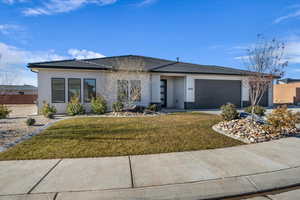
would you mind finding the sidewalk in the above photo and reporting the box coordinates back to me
[0,137,300,200]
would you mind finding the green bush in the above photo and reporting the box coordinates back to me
[0,104,11,119]
[41,101,56,119]
[266,106,297,134]
[112,101,124,112]
[147,104,159,112]
[67,96,85,116]
[221,103,239,121]
[244,105,266,116]
[26,118,36,126]
[91,96,107,114]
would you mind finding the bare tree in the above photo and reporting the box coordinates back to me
[0,53,18,95]
[104,57,146,110]
[244,35,288,116]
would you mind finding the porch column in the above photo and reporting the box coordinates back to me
[268,81,274,107]
[184,75,195,109]
[150,74,161,104]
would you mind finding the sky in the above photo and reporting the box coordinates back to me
[0,0,300,86]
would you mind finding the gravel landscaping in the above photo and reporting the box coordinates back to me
[0,116,56,152]
[214,118,299,143]
[0,104,57,152]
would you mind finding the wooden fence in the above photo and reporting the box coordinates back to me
[0,95,37,104]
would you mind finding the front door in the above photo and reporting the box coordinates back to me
[160,79,167,107]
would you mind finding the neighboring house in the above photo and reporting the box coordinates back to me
[274,78,300,105]
[0,85,37,104]
[28,55,274,113]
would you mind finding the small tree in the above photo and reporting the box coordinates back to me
[104,57,145,110]
[244,35,287,116]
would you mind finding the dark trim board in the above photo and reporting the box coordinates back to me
[160,79,167,108]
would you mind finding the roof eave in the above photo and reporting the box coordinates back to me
[150,70,251,76]
[27,65,111,71]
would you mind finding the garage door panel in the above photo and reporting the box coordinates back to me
[195,79,241,109]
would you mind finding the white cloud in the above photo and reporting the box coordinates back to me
[2,0,28,4]
[274,9,300,24]
[136,0,157,7]
[0,42,67,85]
[0,42,105,85]
[233,36,300,64]
[68,48,105,59]
[0,24,21,35]
[23,0,117,16]
[284,41,300,64]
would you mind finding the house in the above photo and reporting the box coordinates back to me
[0,85,37,104]
[274,78,300,105]
[28,55,274,113]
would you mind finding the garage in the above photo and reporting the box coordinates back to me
[195,79,242,109]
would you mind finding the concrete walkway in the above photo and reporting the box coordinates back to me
[0,137,300,200]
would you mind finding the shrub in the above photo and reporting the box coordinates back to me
[0,104,11,119]
[41,101,56,119]
[147,104,159,112]
[221,103,239,121]
[112,101,124,112]
[266,106,297,134]
[294,112,300,123]
[26,118,36,126]
[91,96,107,114]
[67,96,85,116]
[244,105,266,116]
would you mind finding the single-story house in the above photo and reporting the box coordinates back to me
[28,55,274,113]
[274,78,300,105]
[0,85,37,104]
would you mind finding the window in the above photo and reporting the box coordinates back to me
[51,78,65,103]
[117,80,141,102]
[117,80,129,102]
[68,78,81,102]
[130,80,141,102]
[84,79,96,103]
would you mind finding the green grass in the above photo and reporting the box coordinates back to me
[0,113,243,160]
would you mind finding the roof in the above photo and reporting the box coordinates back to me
[0,85,37,91]
[277,78,300,84]
[28,55,254,76]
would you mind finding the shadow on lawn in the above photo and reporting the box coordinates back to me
[44,126,158,136]
[34,134,140,141]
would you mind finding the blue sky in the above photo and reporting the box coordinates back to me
[0,0,300,85]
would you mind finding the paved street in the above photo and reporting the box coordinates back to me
[0,137,300,199]
[245,189,300,200]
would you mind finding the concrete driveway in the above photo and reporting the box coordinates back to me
[0,137,300,200]
[6,104,37,117]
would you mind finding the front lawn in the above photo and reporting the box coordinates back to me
[0,113,243,160]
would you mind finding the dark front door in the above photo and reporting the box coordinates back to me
[160,79,167,107]
[194,79,242,109]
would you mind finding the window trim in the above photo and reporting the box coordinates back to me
[68,78,81,102]
[51,78,65,103]
[83,78,96,103]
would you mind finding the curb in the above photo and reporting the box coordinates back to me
[37,166,300,200]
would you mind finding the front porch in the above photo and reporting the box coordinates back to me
[160,76,185,109]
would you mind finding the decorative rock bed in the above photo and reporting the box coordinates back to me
[214,118,298,143]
